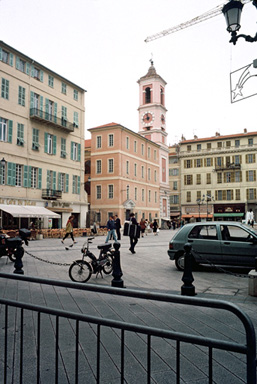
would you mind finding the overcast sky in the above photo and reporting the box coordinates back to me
[1,0,257,145]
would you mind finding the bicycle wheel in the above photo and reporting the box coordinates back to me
[69,260,92,283]
[103,256,113,275]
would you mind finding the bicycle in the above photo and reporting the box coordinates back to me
[68,237,114,283]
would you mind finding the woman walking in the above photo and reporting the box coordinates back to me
[152,219,159,236]
[61,215,76,248]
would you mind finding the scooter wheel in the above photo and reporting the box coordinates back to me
[69,260,92,283]
[8,253,16,262]
[102,256,113,275]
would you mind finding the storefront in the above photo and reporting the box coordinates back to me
[213,203,245,221]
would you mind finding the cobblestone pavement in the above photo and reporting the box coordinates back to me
[0,229,256,383]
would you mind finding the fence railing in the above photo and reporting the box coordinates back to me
[0,273,256,383]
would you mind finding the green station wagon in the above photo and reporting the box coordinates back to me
[168,221,257,271]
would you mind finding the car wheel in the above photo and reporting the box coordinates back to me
[175,254,185,271]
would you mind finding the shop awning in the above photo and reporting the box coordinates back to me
[170,212,180,217]
[0,204,60,218]
[213,213,244,217]
[182,214,213,219]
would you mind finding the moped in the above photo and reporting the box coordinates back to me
[0,228,30,262]
[69,237,114,283]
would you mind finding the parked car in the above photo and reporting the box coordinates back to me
[168,221,257,271]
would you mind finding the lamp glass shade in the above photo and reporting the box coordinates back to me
[222,0,244,33]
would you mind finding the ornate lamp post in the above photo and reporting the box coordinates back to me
[222,0,257,45]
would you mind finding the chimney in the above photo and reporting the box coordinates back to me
[194,135,198,139]
[215,132,220,136]
[244,128,247,133]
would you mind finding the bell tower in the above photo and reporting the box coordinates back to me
[137,60,168,147]
[137,60,170,225]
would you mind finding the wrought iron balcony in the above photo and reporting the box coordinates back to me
[214,163,241,172]
[42,189,62,200]
[30,108,74,132]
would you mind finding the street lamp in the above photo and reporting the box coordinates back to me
[1,157,7,167]
[222,0,257,45]
[196,198,204,221]
[205,194,215,221]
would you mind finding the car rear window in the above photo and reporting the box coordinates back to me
[188,225,218,240]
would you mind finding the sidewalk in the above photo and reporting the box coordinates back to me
[0,229,256,383]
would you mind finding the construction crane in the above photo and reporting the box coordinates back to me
[144,0,251,43]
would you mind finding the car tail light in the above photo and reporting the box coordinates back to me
[169,242,174,250]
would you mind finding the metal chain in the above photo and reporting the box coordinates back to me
[191,248,255,279]
[24,250,72,266]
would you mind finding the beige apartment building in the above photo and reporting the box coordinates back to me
[178,130,257,222]
[0,41,87,229]
[169,145,180,222]
[87,123,160,226]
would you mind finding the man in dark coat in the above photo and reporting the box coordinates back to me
[129,212,138,254]
[115,214,121,240]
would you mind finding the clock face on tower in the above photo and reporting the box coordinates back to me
[142,112,154,125]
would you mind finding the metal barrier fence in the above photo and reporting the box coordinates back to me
[0,273,256,383]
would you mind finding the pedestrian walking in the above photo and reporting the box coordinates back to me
[152,219,159,235]
[139,218,146,237]
[129,213,139,254]
[61,215,77,248]
[105,216,118,243]
[115,214,121,240]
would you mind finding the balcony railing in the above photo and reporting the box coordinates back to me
[30,108,74,132]
[42,189,62,200]
[214,163,241,171]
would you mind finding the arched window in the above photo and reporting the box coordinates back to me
[160,87,164,105]
[145,87,151,104]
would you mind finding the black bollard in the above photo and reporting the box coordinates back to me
[181,243,196,296]
[13,243,24,275]
[111,242,124,288]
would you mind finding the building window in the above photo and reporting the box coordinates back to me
[61,106,67,127]
[48,75,54,87]
[134,163,137,176]
[135,187,137,201]
[17,123,24,146]
[16,164,22,186]
[17,58,26,72]
[235,171,242,182]
[32,67,40,80]
[217,173,222,183]
[141,144,144,155]
[141,166,144,178]
[108,185,114,199]
[184,175,193,185]
[96,185,101,199]
[227,190,233,200]
[1,49,13,66]
[235,139,240,148]
[31,167,38,189]
[155,191,157,203]
[0,161,6,185]
[206,173,211,184]
[185,160,192,168]
[217,142,222,149]
[108,134,114,147]
[207,143,211,150]
[61,82,67,94]
[148,168,151,181]
[148,147,150,158]
[235,189,240,200]
[32,128,39,150]
[248,138,253,146]
[74,89,78,100]
[171,168,179,176]
[246,154,255,164]
[1,78,9,99]
[247,188,256,200]
[148,190,151,202]
[234,155,241,165]
[126,161,129,175]
[154,170,157,182]
[126,185,129,200]
[186,191,191,202]
[247,170,256,182]
[216,157,223,167]
[108,159,114,173]
[72,175,80,194]
[196,174,201,185]
[226,141,231,148]
[45,133,56,155]
[206,158,212,167]
[61,138,67,158]
[142,188,145,202]
[0,119,8,142]
[197,144,201,151]
[71,142,80,161]
[225,172,232,183]
[145,87,151,103]
[96,136,102,149]
[173,181,177,190]
[96,160,102,174]
[187,145,191,152]
[170,195,179,204]
[134,140,137,152]
[126,137,129,150]
[195,159,202,168]
[18,86,25,106]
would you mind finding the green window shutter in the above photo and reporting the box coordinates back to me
[30,91,34,111]
[53,171,56,190]
[28,166,32,188]
[45,99,49,119]
[31,65,34,77]
[71,142,74,160]
[47,170,50,189]
[58,172,61,190]
[7,163,13,185]
[16,56,20,70]
[65,174,69,193]
[54,103,57,123]
[44,133,48,153]
[26,62,30,75]
[40,70,44,82]
[8,120,13,143]
[40,96,43,118]
[23,165,28,187]
[38,168,42,189]
[9,53,13,66]
[72,175,75,194]
[78,143,81,161]
[77,176,80,194]
[53,135,57,155]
